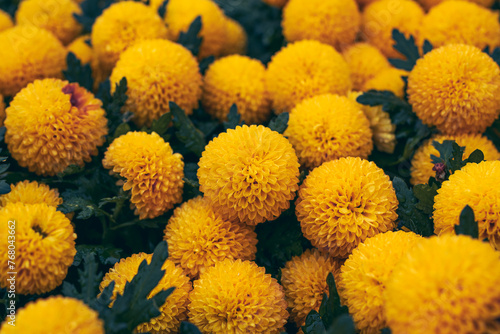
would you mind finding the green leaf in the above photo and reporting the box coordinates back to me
[57,164,85,178]
[356,90,410,115]
[157,0,168,18]
[60,194,100,220]
[318,273,348,329]
[455,205,479,239]
[170,102,206,157]
[74,244,122,266]
[223,104,243,130]
[149,112,173,138]
[180,322,203,334]
[199,55,215,75]
[112,123,131,140]
[63,253,103,305]
[484,46,500,67]
[99,78,129,137]
[381,328,392,334]
[431,140,465,174]
[63,52,94,91]
[413,182,439,215]
[326,314,356,334]
[302,310,327,334]
[464,149,485,165]
[74,0,113,34]
[178,16,203,57]
[389,29,420,71]
[268,112,289,134]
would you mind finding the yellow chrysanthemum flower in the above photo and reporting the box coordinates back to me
[262,0,288,7]
[282,0,360,50]
[0,296,104,334]
[296,157,398,258]
[0,203,76,295]
[188,259,289,334]
[281,249,343,328]
[362,0,425,58]
[5,79,108,176]
[91,1,168,73]
[221,18,247,56]
[0,180,62,208]
[433,161,500,249]
[202,55,271,124]
[0,26,66,97]
[103,131,184,220]
[384,235,500,334]
[110,39,202,127]
[339,231,422,334]
[408,44,500,135]
[266,40,352,113]
[284,94,373,169]
[163,196,258,279]
[417,0,494,10]
[198,125,300,225]
[410,134,500,185]
[362,68,408,99]
[0,9,13,32]
[67,35,93,65]
[100,253,192,333]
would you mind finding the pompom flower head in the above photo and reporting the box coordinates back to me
[188,259,289,334]
[296,157,398,258]
[0,9,13,32]
[384,235,500,334]
[67,35,93,65]
[266,40,352,113]
[284,94,373,169]
[103,131,184,220]
[110,39,202,127]
[221,18,247,56]
[0,203,76,295]
[0,180,62,208]
[198,125,300,225]
[163,196,258,279]
[362,68,408,99]
[5,79,108,176]
[100,253,192,333]
[417,0,494,10]
[408,44,500,135]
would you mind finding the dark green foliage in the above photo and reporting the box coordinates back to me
[0,0,19,16]
[268,112,289,134]
[170,102,206,157]
[455,205,479,239]
[62,253,103,305]
[157,0,168,18]
[74,0,114,34]
[73,245,122,266]
[431,140,484,181]
[223,104,243,130]
[484,46,500,67]
[97,78,130,138]
[178,16,203,57]
[0,145,10,195]
[413,181,439,215]
[199,56,215,75]
[180,321,203,334]
[147,112,172,140]
[389,29,433,71]
[63,52,94,92]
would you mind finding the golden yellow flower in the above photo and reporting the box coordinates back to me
[221,18,247,56]
[262,0,288,7]
[103,131,184,220]
[0,26,66,97]
[384,235,500,334]
[198,125,300,225]
[188,259,289,334]
[0,180,62,208]
[408,44,500,135]
[284,94,373,169]
[417,0,494,10]
[5,79,108,176]
[202,55,271,124]
[110,39,202,127]
[0,203,76,295]
[91,1,168,73]
[0,9,13,32]
[0,296,104,334]
[100,253,192,333]
[67,35,93,65]
[296,157,398,258]
[266,40,352,113]
[362,68,408,99]
[433,161,500,250]
[362,0,425,58]
[339,231,422,334]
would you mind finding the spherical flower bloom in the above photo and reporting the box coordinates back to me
[296,157,398,258]
[103,131,184,219]
[282,0,360,50]
[362,68,408,99]
[221,18,247,56]
[266,40,352,113]
[198,125,300,225]
[418,0,494,10]
[188,259,289,333]
[0,203,76,294]
[16,0,82,45]
[0,9,13,32]
[0,180,62,208]
[202,55,271,124]
[91,1,168,73]
[384,235,500,334]
[408,44,500,135]
[263,0,288,7]
[163,196,258,278]
[410,134,500,185]
[281,249,343,328]
[100,253,192,333]
[362,0,425,58]
[5,79,108,176]
[284,94,373,169]
[110,39,202,127]
[0,296,104,334]
[340,231,422,334]
[0,26,66,97]
[433,161,500,249]
[67,35,93,65]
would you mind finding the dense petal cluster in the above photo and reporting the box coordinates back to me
[198,125,300,225]
[362,68,408,99]
[296,157,398,258]
[221,18,248,56]
[0,180,62,208]
[0,9,13,32]
[103,131,184,219]
[188,259,289,334]
[417,0,494,9]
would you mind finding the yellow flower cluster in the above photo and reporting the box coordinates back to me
[0,9,13,32]
[0,180,63,208]
[417,0,494,10]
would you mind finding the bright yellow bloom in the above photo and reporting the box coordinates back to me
[0,26,66,97]
[362,68,408,99]
[417,0,494,10]
[408,44,500,135]
[198,125,300,225]
[163,196,258,279]
[266,40,352,113]
[284,94,373,169]
[202,55,271,124]
[0,203,76,295]
[296,157,398,258]
[67,35,93,65]
[262,0,288,7]
[0,296,104,334]
[110,39,202,127]
[188,259,289,334]
[340,231,422,334]
[100,253,192,333]
[221,18,247,56]
[0,9,13,32]
[410,134,500,185]
[433,161,500,250]
[0,180,62,208]
[384,235,500,334]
